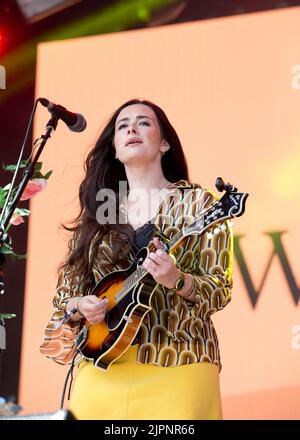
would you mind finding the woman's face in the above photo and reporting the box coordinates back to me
[113,104,169,165]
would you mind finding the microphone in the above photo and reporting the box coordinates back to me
[39,97,87,132]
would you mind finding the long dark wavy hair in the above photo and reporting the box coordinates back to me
[59,98,190,288]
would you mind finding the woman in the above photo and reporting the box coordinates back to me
[40,98,233,420]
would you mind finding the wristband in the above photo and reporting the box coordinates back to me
[182,275,195,300]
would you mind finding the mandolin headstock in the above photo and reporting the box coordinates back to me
[183,177,249,237]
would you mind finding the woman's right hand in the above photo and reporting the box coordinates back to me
[77,295,109,324]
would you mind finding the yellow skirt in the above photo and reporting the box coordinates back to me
[68,345,223,420]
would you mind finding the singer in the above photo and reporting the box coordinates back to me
[40,99,233,420]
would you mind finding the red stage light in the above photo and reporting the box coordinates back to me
[0,31,7,51]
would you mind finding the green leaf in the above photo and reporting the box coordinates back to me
[31,171,44,179]
[3,183,12,191]
[43,170,53,180]
[0,242,14,254]
[14,253,27,260]
[0,239,27,260]
[0,313,16,320]
[2,160,28,172]
[13,207,30,216]
[0,187,6,208]
[33,162,43,173]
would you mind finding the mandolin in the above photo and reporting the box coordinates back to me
[75,178,248,370]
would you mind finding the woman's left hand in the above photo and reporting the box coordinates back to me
[142,236,180,289]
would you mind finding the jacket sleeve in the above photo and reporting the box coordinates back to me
[179,188,234,322]
[39,265,87,365]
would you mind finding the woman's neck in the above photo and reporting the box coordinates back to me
[125,163,170,195]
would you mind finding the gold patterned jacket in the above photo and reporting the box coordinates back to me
[40,180,233,370]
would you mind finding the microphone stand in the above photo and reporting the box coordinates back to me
[0,116,59,352]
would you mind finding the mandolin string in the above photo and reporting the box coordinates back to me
[120,191,232,301]
[122,198,227,297]
[116,210,210,302]
[121,208,219,300]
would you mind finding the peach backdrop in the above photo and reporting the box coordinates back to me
[19,7,300,418]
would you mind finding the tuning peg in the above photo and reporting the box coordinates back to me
[213,227,220,235]
[207,231,213,239]
[215,177,238,193]
[221,223,227,231]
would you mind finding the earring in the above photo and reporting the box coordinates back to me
[162,145,170,155]
[162,147,170,155]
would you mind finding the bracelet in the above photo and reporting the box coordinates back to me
[182,275,195,300]
[76,296,85,318]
